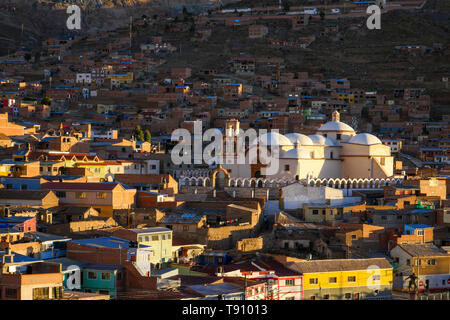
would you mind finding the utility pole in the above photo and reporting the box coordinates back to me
[244,274,247,300]
[129,16,133,55]
[416,255,420,300]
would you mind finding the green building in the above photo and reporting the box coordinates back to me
[81,264,124,298]
[130,227,173,269]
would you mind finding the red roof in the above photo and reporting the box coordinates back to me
[41,182,122,191]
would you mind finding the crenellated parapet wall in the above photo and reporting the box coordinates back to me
[179,175,403,190]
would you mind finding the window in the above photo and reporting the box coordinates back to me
[96,192,106,199]
[381,216,387,220]
[183,225,189,231]
[56,191,66,198]
[152,235,159,241]
[88,271,97,280]
[348,276,356,282]
[417,230,424,236]
[101,272,111,280]
[427,259,435,265]
[344,293,352,299]
[284,165,290,172]
[322,210,326,215]
[6,184,12,189]
[76,192,87,199]
[406,259,410,266]
[5,288,17,298]
[380,157,385,165]
[286,296,295,300]
[21,185,27,190]
[99,290,109,295]
[312,210,319,215]
[329,277,337,284]
[336,134,341,140]
[372,275,380,281]
[351,235,357,239]
[330,151,333,159]
[117,272,122,281]
[323,294,330,300]
[53,287,62,299]
[33,287,49,300]
[285,279,295,286]
[310,278,318,285]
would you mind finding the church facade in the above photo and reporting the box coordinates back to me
[222,111,394,180]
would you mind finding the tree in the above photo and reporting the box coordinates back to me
[133,125,145,141]
[41,97,52,105]
[24,53,31,62]
[144,129,151,143]
[320,11,325,20]
[282,0,291,12]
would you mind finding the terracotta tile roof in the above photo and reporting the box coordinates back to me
[397,244,448,257]
[291,258,392,274]
[41,182,121,191]
[0,189,54,200]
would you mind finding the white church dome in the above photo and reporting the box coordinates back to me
[250,132,292,147]
[281,148,311,159]
[317,121,355,133]
[284,133,314,146]
[308,134,335,146]
[347,133,382,145]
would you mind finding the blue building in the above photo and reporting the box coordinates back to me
[198,251,234,266]
[0,177,44,191]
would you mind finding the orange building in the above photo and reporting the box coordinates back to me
[0,113,25,136]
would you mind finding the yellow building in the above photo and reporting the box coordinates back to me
[390,243,450,292]
[337,93,355,104]
[290,258,393,300]
[106,72,133,88]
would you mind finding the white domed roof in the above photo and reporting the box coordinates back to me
[250,132,292,147]
[347,133,382,145]
[317,121,355,133]
[308,134,335,146]
[284,133,314,146]
[281,148,311,159]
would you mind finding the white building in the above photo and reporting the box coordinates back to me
[281,183,361,210]
[76,73,92,84]
[223,111,394,180]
